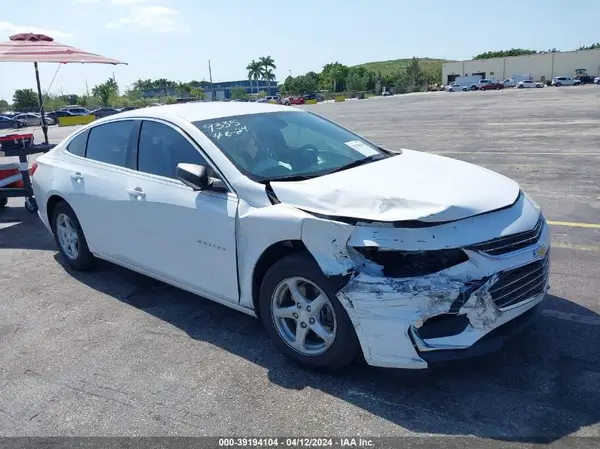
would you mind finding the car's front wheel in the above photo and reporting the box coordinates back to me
[259,252,360,371]
[51,201,96,270]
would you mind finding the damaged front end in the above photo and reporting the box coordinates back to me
[305,203,551,369]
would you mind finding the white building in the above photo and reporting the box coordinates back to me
[442,48,600,84]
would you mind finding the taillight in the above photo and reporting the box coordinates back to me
[30,162,38,177]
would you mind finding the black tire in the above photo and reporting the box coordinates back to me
[51,201,96,271]
[518,84,524,88]
[0,197,7,208]
[555,82,561,87]
[258,252,360,372]
[470,85,477,91]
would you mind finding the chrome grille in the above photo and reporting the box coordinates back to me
[468,216,544,256]
[489,255,550,309]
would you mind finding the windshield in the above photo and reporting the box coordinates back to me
[193,111,386,182]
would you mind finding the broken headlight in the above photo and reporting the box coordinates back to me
[354,247,469,278]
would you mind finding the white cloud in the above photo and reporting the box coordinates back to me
[0,22,72,39]
[106,6,183,33]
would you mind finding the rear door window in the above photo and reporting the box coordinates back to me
[65,131,89,157]
[86,120,135,167]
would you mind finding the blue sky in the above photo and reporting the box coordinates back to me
[0,0,598,100]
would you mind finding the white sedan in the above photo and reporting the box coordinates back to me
[13,113,56,126]
[516,80,545,88]
[445,83,469,92]
[31,103,550,371]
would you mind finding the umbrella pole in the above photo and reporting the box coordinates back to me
[34,62,49,144]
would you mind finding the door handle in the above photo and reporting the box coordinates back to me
[127,187,146,198]
[70,172,83,181]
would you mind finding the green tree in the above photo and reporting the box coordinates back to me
[246,60,263,94]
[405,57,424,88]
[230,87,248,100]
[0,99,9,112]
[132,78,154,90]
[346,71,365,91]
[259,55,277,91]
[91,77,119,105]
[281,71,321,95]
[346,66,374,92]
[175,82,205,99]
[12,88,39,111]
[393,71,409,94]
[263,68,276,92]
[43,95,68,111]
[189,87,205,99]
[321,62,349,92]
[473,49,537,59]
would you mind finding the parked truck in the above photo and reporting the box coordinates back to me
[451,75,483,90]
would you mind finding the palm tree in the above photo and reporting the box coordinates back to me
[259,56,276,92]
[246,60,263,94]
[263,68,276,93]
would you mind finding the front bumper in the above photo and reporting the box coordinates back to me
[415,302,542,364]
[335,219,551,369]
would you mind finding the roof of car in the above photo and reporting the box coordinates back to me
[115,101,298,123]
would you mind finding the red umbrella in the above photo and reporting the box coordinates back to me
[0,33,127,143]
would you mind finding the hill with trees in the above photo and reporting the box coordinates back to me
[352,57,448,78]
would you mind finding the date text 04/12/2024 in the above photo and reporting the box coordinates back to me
[218,438,375,447]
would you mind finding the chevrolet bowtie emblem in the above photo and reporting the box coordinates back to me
[534,246,547,259]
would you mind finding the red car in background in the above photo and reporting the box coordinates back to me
[283,96,305,105]
[479,81,504,91]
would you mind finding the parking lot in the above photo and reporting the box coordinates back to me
[1,86,599,444]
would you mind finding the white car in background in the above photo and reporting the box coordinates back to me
[551,76,581,86]
[516,80,545,89]
[31,102,550,372]
[594,76,600,84]
[445,83,469,92]
[13,113,56,126]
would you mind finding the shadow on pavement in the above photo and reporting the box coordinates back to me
[54,254,600,444]
[0,205,56,251]
[3,206,598,442]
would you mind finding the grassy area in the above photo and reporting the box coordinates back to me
[352,57,450,77]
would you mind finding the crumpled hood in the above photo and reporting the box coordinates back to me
[270,149,520,223]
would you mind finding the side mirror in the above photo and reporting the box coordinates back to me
[176,163,212,190]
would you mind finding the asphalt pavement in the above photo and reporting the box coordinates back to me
[1,86,599,445]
